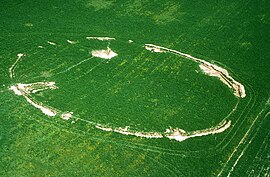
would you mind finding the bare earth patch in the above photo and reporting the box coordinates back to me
[92,47,118,59]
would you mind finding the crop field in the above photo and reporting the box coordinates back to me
[0,0,269,176]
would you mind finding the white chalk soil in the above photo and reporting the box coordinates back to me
[92,47,118,59]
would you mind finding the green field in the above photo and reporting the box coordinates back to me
[1,1,269,176]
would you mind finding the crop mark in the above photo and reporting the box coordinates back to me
[94,120,231,142]
[47,41,56,45]
[86,36,115,41]
[9,53,25,79]
[9,82,58,117]
[145,44,246,98]
[7,36,247,143]
[67,39,78,44]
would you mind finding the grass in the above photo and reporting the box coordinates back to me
[0,0,269,176]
